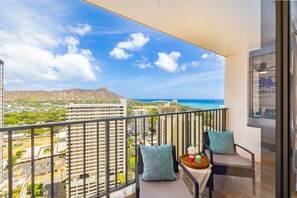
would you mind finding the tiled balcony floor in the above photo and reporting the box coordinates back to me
[127,163,278,198]
[200,162,275,198]
[201,175,260,198]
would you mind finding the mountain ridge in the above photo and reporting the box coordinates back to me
[4,87,124,101]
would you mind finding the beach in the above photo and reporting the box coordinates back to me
[135,99,224,110]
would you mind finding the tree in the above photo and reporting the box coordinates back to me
[127,148,135,157]
[27,183,43,197]
[149,108,158,115]
[61,149,67,156]
[4,108,67,129]
[15,150,23,158]
[127,138,133,147]
[13,186,22,198]
[54,137,61,143]
[10,155,18,166]
[129,157,136,170]
[43,148,50,154]
[116,174,126,184]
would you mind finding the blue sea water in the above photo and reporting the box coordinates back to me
[134,99,224,110]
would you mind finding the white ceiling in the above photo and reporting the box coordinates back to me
[84,0,261,57]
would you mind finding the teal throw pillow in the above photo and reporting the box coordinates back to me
[208,130,235,154]
[140,144,177,181]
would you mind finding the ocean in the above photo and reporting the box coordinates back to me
[135,99,224,110]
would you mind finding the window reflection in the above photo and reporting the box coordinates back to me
[249,47,276,122]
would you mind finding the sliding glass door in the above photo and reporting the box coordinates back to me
[290,1,297,197]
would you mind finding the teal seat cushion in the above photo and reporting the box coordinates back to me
[208,130,235,154]
[140,144,177,181]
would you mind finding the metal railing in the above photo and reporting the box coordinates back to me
[0,108,227,198]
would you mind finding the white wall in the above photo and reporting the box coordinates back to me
[225,52,261,162]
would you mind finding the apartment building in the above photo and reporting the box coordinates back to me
[159,113,204,156]
[0,60,3,186]
[131,109,149,135]
[157,103,180,114]
[66,99,127,198]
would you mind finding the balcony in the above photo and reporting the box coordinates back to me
[0,108,249,198]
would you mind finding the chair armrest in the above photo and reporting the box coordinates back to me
[234,144,255,166]
[203,142,213,164]
[234,144,254,156]
[177,161,199,198]
[203,142,213,152]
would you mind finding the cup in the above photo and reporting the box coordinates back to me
[195,155,201,163]
[188,155,195,163]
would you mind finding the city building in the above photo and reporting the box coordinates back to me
[0,60,3,187]
[56,131,67,142]
[159,113,205,156]
[131,109,149,135]
[66,99,127,198]
[158,104,182,153]
[172,99,178,104]
[15,176,27,198]
[157,103,180,114]
[0,176,27,198]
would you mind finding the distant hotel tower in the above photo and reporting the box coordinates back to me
[66,99,127,198]
[131,109,149,135]
[0,60,3,186]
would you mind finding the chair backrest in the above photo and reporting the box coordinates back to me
[203,131,236,151]
[202,132,210,148]
[137,145,178,174]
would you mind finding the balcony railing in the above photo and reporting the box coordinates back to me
[0,108,227,198]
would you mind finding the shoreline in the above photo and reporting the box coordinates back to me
[134,99,224,110]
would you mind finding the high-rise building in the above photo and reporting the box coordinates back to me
[131,109,149,135]
[66,99,127,198]
[158,105,203,155]
[159,114,202,156]
[131,109,149,145]
[0,60,3,186]
[158,104,180,151]
[157,103,180,114]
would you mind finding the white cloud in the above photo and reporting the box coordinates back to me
[4,78,24,85]
[180,64,187,71]
[154,51,181,73]
[109,48,133,60]
[80,49,93,60]
[110,33,149,59]
[200,53,225,67]
[1,44,58,81]
[191,61,199,67]
[177,61,199,72]
[53,53,97,81]
[135,56,152,69]
[201,53,225,62]
[216,54,225,62]
[117,33,149,51]
[0,0,98,87]
[64,36,79,53]
[67,23,92,36]
[201,53,210,59]
[0,43,97,82]
[23,32,60,48]
[95,66,101,71]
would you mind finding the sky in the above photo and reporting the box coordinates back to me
[0,0,224,99]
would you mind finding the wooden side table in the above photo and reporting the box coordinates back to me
[181,154,210,169]
[180,154,212,195]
